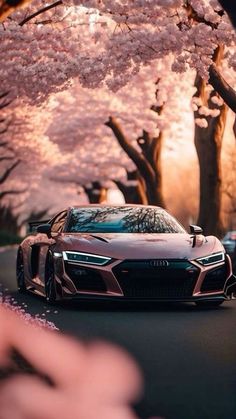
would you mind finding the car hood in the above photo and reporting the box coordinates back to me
[55,233,221,260]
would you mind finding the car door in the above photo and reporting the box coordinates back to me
[29,210,68,290]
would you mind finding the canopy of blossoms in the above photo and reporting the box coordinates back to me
[0,0,235,225]
[1,61,199,211]
[0,0,235,103]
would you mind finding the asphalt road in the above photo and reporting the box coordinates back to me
[0,248,236,419]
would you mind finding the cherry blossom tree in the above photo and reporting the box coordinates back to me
[0,0,235,234]
[105,108,165,207]
[104,77,166,207]
[0,92,27,235]
[0,93,21,200]
[42,64,194,209]
[1,0,234,33]
[2,53,233,232]
[0,1,235,105]
[0,92,68,231]
[192,46,228,236]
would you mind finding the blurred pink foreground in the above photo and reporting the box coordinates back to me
[0,304,143,419]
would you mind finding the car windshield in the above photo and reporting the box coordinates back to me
[66,207,186,234]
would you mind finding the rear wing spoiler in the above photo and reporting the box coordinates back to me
[28,220,50,233]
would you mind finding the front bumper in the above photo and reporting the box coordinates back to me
[53,254,236,302]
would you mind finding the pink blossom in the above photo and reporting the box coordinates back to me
[0,1,234,102]
[195,117,208,128]
[0,305,143,419]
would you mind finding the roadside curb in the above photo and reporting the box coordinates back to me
[0,244,18,253]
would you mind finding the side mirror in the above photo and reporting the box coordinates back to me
[190,224,203,235]
[37,224,51,237]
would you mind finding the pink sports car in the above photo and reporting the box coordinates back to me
[16,205,236,307]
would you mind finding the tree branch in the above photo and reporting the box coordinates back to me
[136,130,152,159]
[50,176,81,186]
[152,133,163,168]
[0,91,10,100]
[0,118,11,135]
[184,1,221,29]
[0,159,20,184]
[209,64,236,113]
[136,129,162,173]
[0,141,8,148]
[105,116,156,183]
[0,127,8,135]
[0,91,13,109]
[0,99,12,109]
[149,98,165,167]
[0,187,27,200]
[19,0,62,26]
[0,156,14,162]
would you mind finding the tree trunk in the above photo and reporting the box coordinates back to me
[0,205,19,234]
[105,117,166,208]
[83,181,107,204]
[113,170,148,204]
[140,131,165,207]
[194,74,227,236]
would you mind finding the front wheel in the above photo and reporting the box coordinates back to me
[45,252,57,304]
[195,300,224,308]
[16,248,26,293]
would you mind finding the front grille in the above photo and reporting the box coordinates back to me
[113,260,199,299]
[65,263,106,292]
[201,264,227,292]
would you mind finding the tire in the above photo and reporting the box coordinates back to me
[16,247,26,293]
[45,252,57,304]
[195,300,224,308]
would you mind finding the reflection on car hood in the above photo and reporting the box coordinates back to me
[56,233,220,260]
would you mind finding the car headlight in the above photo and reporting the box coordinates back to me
[196,252,225,266]
[62,251,111,266]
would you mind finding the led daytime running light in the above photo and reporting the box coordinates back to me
[63,251,111,266]
[53,252,63,258]
[196,252,225,266]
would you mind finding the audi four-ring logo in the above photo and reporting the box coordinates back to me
[148,260,169,267]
